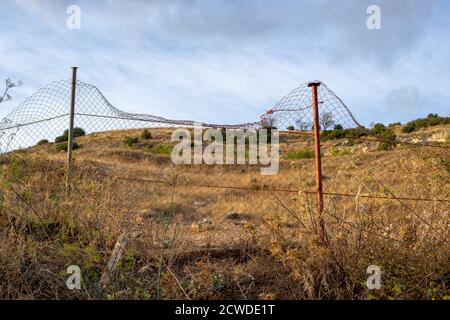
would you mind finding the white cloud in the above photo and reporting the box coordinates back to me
[1,0,449,127]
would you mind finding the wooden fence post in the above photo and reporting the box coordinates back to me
[308,81,326,244]
[66,66,77,195]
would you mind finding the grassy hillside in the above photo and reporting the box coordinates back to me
[0,124,448,300]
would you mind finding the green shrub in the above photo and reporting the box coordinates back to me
[388,122,401,127]
[147,143,173,155]
[285,148,315,160]
[370,123,396,141]
[333,124,343,130]
[54,127,86,143]
[141,129,152,140]
[370,123,385,134]
[36,139,49,146]
[124,137,139,147]
[55,142,79,152]
[287,125,295,131]
[72,127,86,137]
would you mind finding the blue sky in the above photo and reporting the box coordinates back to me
[0,0,449,126]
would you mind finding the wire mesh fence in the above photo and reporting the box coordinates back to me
[260,81,362,130]
[0,79,362,153]
[0,80,260,153]
[0,78,448,247]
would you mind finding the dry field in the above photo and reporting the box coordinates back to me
[0,125,448,300]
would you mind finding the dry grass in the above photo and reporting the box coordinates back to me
[0,126,448,300]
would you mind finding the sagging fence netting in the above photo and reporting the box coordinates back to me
[0,80,361,153]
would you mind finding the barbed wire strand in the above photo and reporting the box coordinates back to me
[78,169,449,203]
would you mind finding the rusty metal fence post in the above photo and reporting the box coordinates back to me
[308,81,326,244]
[66,66,77,195]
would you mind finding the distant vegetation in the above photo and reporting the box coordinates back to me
[320,114,449,149]
[402,113,450,133]
[321,123,396,142]
[291,113,449,137]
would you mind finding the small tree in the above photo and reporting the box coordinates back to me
[320,112,335,130]
[0,78,22,104]
[296,119,312,131]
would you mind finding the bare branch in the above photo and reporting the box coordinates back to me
[0,78,22,104]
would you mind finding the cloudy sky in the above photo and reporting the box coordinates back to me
[0,0,449,126]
